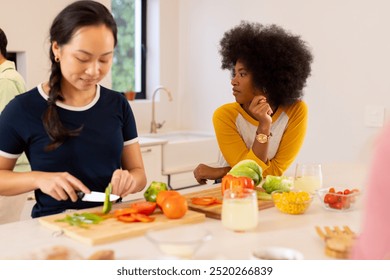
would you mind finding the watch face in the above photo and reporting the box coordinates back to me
[256,134,268,143]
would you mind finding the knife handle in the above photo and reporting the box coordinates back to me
[76,191,85,200]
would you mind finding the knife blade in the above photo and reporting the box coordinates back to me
[77,191,120,202]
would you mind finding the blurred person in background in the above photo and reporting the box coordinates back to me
[0,27,30,224]
[350,122,390,259]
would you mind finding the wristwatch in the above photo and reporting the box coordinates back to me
[256,133,272,144]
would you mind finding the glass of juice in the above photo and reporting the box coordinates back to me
[294,163,323,194]
[221,188,258,232]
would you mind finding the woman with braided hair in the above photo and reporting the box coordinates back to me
[0,1,146,217]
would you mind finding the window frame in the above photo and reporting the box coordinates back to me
[111,0,147,99]
[138,0,147,99]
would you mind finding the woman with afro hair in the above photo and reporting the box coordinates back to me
[194,21,313,184]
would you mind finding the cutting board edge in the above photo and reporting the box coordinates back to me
[87,213,207,246]
[39,210,206,246]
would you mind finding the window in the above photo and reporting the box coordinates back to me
[111,0,146,99]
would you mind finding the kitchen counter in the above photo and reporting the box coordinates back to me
[0,184,363,260]
[138,136,167,147]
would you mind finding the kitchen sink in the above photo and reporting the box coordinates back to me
[140,131,220,175]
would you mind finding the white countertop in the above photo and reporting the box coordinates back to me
[138,136,167,147]
[0,184,363,260]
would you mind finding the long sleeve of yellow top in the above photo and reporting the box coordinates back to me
[212,101,308,177]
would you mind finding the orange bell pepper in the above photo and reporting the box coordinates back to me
[221,174,254,195]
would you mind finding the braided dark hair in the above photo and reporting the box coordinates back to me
[219,21,313,107]
[43,0,117,151]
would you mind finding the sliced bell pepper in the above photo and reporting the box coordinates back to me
[113,208,138,217]
[117,215,137,223]
[131,213,155,223]
[191,197,217,206]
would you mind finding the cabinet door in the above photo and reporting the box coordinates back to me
[141,145,166,187]
[121,145,166,202]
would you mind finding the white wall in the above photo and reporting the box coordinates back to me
[175,0,390,174]
[2,0,390,177]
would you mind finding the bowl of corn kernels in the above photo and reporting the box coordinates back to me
[272,190,312,215]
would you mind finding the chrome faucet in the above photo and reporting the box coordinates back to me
[150,86,173,133]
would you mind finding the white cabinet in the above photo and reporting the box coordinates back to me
[141,145,166,186]
[121,144,166,202]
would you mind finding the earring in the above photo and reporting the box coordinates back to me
[55,56,60,63]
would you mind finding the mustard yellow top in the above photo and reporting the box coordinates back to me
[212,101,308,176]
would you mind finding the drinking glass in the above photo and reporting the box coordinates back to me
[221,189,258,232]
[294,163,323,194]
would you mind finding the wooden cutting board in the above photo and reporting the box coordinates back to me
[39,205,205,246]
[183,185,274,219]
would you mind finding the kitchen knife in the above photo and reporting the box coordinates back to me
[77,191,120,202]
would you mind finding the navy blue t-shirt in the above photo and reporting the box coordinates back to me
[0,84,138,217]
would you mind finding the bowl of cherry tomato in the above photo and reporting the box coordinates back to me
[316,187,361,212]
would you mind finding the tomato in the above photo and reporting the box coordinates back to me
[191,196,218,206]
[130,201,157,215]
[327,194,338,204]
[330,201,343,210]
[221,174,254,195]
[343,189,351,195]
[161,195,188,219]
[328,187,335,193]
[324,193,331,204]
[156,190,181,207]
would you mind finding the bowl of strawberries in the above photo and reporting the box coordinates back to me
[316,187,361,212]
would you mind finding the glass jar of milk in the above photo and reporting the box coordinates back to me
[221,189,258,232]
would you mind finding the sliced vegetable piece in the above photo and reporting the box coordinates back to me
[131,213,155,223]
[102,183,113,214]
[130,201,157,215]
[117,215,137,223]
[191,197,217,206]
[113,208,138,217]
[55,212,105,228]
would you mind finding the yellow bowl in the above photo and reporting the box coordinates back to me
[272,191,312,215]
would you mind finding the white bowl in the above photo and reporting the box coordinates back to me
[252,246,304,260]
[145,225,212,259]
